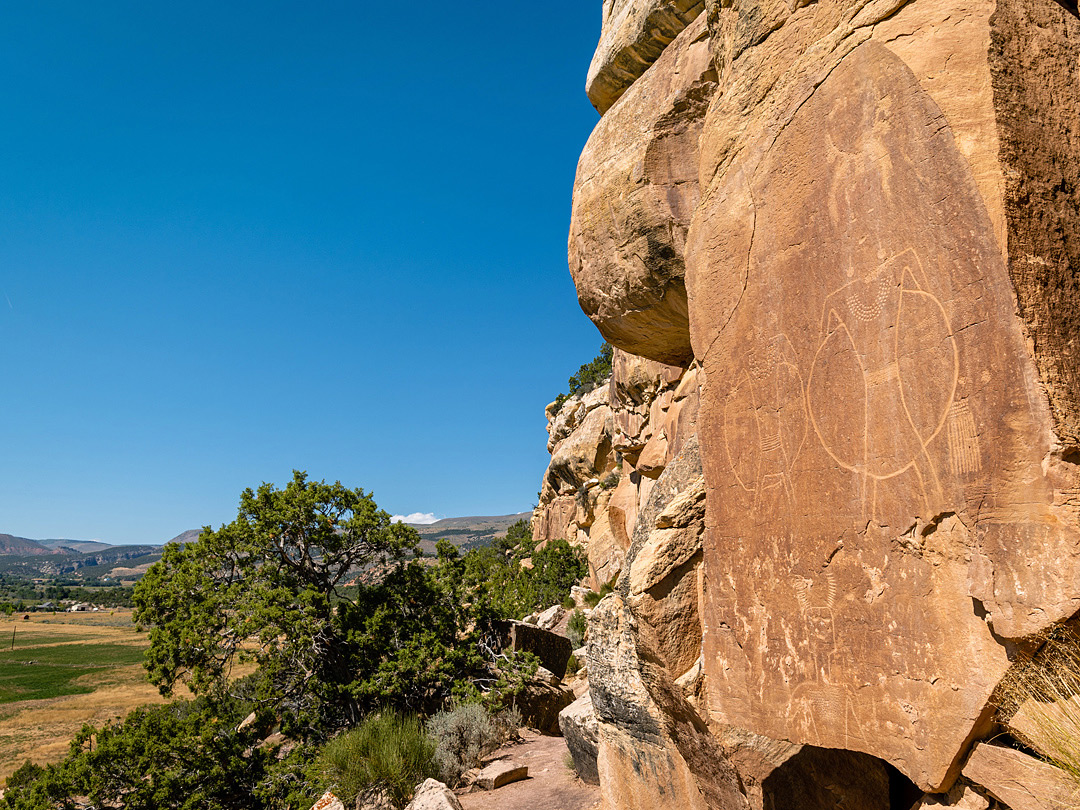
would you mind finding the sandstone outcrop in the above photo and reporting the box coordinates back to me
[559,691,601,785]
[962,744,1079,810]
[532,348,699,590]
[564,0,1080,801]
[586,0,706,114]
[491,620,573,678]
[571,15,717,365]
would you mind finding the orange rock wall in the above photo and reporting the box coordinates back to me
[568,0,1080,802]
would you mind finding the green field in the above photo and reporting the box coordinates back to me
[0,635,146,704]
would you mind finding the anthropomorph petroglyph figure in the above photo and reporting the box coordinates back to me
[723,322,807,508]
[807,249,959,520]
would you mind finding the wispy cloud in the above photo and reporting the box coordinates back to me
[391,512,440,525]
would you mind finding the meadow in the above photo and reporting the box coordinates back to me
[0,611,172,782]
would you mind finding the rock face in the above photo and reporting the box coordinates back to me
[491,620,574,678]
[559,691,601,785]
[532,349,699,589]
[586,0,706,114]
[563,0,1080,804]
[571,15,716,365]
[961,744,1079,810]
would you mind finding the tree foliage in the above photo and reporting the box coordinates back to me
[9,478,588,809]
[133,471,444,727]
[1,697,269,810]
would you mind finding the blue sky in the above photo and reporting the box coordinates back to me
[0,2,604,544]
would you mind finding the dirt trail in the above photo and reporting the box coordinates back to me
[458,730,600,810]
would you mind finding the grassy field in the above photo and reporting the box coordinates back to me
[0,611,176,783]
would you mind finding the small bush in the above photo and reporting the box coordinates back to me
[552,343,613,415]
[568,609,587,650]
[427,703,519,787]
[314,712,437,810]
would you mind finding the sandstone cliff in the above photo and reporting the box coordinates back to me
[532,349,699,590]
[554,0,1080,806]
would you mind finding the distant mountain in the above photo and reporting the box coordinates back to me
[36,538,113,553]
[166,529,202,546]
[406,512,532,555]
[0,534,53,556]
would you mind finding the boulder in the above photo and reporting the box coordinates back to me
[404,779,462,810]
[491,620,573,678]
[559,691,601,785]
[310,791,345,810]
[909,782,990,810]
[536,605,566,632]
[962,743,1079,810]
[515,674,575,734]
[570,14,717,366]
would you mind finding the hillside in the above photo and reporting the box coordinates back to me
[0,534,52,556]
[407,512,532,555]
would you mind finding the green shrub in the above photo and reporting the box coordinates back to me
[552,343,613,415]
[567,609,587,650]
[314,712,437,810]
[427,703,518,787]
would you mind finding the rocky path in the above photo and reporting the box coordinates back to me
[457,730,600,810]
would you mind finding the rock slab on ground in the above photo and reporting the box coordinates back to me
[473,762,529,791]
[962,743,1079,810]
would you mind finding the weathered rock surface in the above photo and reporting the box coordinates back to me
[690,13,1080,788]
[962,743,1079,810]
[559,691,601,785]
[310,791,345,810]
[588,593,749,810]
[564,0,1080,801]
[405,780,463,810]
[505,668,575,735]
[571,14,716,366]
[473,762,529,791]
[910,782,991,810]
[532,348,699,589]
[491,620,573,678]
[586,0,706,114]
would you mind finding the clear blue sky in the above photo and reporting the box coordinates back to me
[0,1,604,544]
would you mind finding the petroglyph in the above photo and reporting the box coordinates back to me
[807,249,959,518]
[723,332,807,505]
[946,400,982,475]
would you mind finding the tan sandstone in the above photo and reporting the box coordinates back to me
[562,0,1080,798]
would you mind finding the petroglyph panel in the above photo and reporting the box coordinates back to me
[686,41,1080,790]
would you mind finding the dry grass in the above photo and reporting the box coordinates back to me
[0,611,177,782]
[0,611,260,785]
[995,624,1080,788]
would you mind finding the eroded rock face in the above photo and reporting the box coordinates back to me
[587,0,706,114]
[568,0,1080,799]
[532,348,699,589]
[570,15,717,366]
